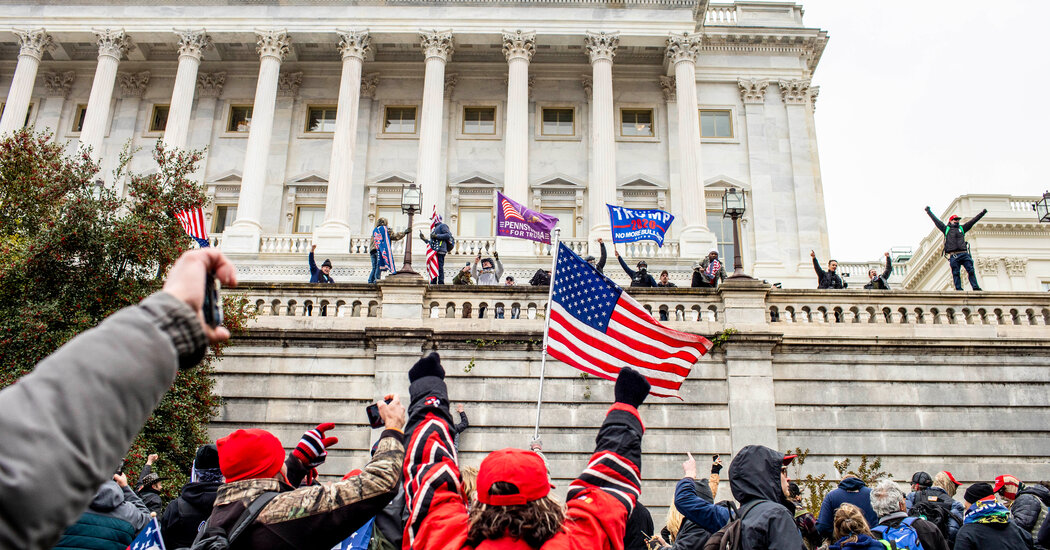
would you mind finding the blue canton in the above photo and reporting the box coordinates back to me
[552,242,622,332]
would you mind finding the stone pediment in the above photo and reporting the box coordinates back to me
[618,175,666,189]
[287,172,329,185]
[704,174,749,191]
[370,171,414,185]
[210,169,242,183]
[451,172,501,187]
[533,174,584,189]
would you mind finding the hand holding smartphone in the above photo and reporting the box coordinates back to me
[202,272,223,328]
[366,397,394,428]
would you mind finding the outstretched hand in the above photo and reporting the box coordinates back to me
[682,452,697,479]
[293,423,339,468]
[809,250,815,258]
[163,248,238,345]
[614,367,651,408]
[614,250,620,258]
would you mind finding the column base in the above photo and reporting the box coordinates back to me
[678,225,718,259]
[313,221,351,255]
[221,220,262,253]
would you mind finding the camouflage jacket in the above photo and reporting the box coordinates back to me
[207,429,405,550]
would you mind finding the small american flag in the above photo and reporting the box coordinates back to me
[175,207,210,248]
[501,198,526,221]
[426,206,440,280]
[546,242,713,398]
[126,517,166,550]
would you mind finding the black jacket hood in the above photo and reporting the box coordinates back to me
[179,481,220,510]
[1019,484,1050,506]
[729,445,787,506]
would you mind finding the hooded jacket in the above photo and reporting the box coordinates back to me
[666,480,716,550]
[955,498,1034,550]
[816,477,878,539]
[159,480,222,549]
[925,207,987,255]
[472,258,504,285]
[727,445,803,550]
[905,485,964,544]
[53,481,151,550]
[674,477,730,534]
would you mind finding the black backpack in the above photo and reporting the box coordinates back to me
[178,491,278,550]
[702,500,764,550]
[910,490,952,540]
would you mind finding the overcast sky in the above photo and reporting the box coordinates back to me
[789,0,1050,260]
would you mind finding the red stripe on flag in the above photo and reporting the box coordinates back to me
[549,309,693,377]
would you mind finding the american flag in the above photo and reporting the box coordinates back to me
[426,206,440,281]
[175,207,210,248]
[126,517,166,550]
[501,198,526,221]
[546,242,713,398]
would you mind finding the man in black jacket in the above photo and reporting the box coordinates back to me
[585,238,608,274]
[728,445,803,549]
[136,453,165,514]
[864,253,893,290]
[615,250,657,287]
[160,444,223,549]
[925,206,987,290]
[420,214,454,284]
[810,251,846,289]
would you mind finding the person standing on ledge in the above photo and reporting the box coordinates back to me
[863,252,893,290]
[925,205,987,291]
[615,250,657,287]
[309,244,334,283]
[811,250,846,289]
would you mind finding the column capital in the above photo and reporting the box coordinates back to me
[444,73,458,97]
[196,71,226,98]
[94,29,133,60]
[256,30,291,61]
[361,73,380,99]
[278,71,303,98]
[737,78,769,104]
[808,85,820,111]
[420,30,454,62]
[778,78,811,105]
[44,70,75,98]
[584,31,619,63]
[337,30,371,60]
[502,30,536,62]
[14,28,54,60]
[117,71,150,98]
[580,74,592,99]
[665,32,701,65]
[175,30,211,60]
[659,75,677,102]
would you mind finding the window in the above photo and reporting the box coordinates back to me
[294,206,325,234]
[376,206,409,233]
[212,205,237,233]
[71,104,88,133]
[620,109,654,137]
[1042,281,1050,292]
[458,207,493,237]
[306,106,337,133]
[700,109,733,138]
[384,106,417,134]
[462,106,496,135]
[541,108,574,136]
[227,105,253,132]
[707,209,735,265]
[542,207,576,238]
[149,105,169,133]
[0,102,33,128]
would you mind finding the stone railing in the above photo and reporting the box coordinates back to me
[705,4,738,24]
[836,261,909,282]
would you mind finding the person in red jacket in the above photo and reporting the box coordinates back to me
[402,352,650,549]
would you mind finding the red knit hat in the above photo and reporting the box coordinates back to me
[477,448,551,506]
[217,429,286,482]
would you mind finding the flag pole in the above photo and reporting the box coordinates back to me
[532,227,561,443]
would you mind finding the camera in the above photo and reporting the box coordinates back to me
[366,397,394,429]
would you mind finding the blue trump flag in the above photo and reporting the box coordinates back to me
[371,225,398,275]
[607,204,674,247]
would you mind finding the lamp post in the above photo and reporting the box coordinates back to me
[722,188,751,279]
[398,183,423,275]
[1035,191,1050,223]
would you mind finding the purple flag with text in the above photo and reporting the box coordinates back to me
[496,192,559,244]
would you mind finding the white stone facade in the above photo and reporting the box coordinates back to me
[0,1,830,287]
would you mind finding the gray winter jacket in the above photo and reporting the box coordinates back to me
[0,292,207,550]
[87,481,151,531]
[727,445,803,550]
[472,258,504,285]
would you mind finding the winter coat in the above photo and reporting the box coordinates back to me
[667,479,716,549]
[472,258,504,285]
[0,292,205,550]
[427,222,454,254]
[906,485,964,544]
[308,252,335,283]
[53,481,151,550]
[875,511,949,550]
[1039,510,1050,548]
[699,257,727,286]
[135,464,164,514]
[926,207,987,255]
[529,269,551,286]
[863,257,893,290]
[955,498,1034,550]
[674,477,730,534]
[657,281,677,287]
[827,534,886,550]
[205,429,404,550]
[625,502,654,550]
[401,369,644,550]
[159,480,221,549]
[618,256,657,287]
[452,270,474,285]
[813,257,846,289]
[816,477,878,539]
[727,445,804,550]
[1013,484,1050,535]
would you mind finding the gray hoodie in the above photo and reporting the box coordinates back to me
[87,481,151,531]
[471,258,503,285]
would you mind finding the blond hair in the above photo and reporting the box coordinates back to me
[665,504,684,541]
[934,472,957,498]
[833,503,873,543]
[461,466,479,504]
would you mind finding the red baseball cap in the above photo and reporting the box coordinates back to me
[477,448,551,506]
[944,471,961,487]
[948,214,962,221]
[782,454,798,466]
[217,429,286,483]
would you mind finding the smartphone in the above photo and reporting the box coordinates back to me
[116,459,127,475]
[202,271,223,328]
[366,397,393,428]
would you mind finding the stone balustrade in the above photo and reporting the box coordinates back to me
[705,4,738,24]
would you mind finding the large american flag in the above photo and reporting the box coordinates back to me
[175,207,210,248]
[546,242,713,398]
[426,206,440,280]
[126,517,165,550]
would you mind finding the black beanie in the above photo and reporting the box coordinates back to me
[322,259,333,268]
[964,482,994,504]
[195,443,220,470]
[911,471,932,488]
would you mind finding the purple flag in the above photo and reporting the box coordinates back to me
[496,192,559,244]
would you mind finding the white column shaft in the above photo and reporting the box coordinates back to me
[589,57,616,228]
[674,59,706,227]
[80,53,121,162]
[323,54,364,229]
[503,56,530,198]
[0,53,41,135]
[235,55,282,229]
[162,54,201,150]
[416,55,447,217]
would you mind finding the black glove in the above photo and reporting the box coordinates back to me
[493,251,499,260]
[408,352,444,383]
[712,462,723,475]
[925,206,932,212]
[614,367,650,408]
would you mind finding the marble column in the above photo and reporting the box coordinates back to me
[0,29,52,136]
[349,73,380,234]
[81,30,132,164]
[162,30,210,150]
[38,70,74,132]
[315,30,370,254]
[223,30,290,253]
[666,32,717,257]
[500,30,536,255]
[188,72,224,186]
[585,31,618,245]
[415,30,453,232]
[779,78,824,269]
[738,78,782,276]
[107,71,150,193]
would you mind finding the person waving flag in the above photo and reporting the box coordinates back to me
[426,206,440,281]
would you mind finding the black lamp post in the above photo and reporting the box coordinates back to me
[398,183,423,275]
[722,188,751,279]
[1035,191,1050,223]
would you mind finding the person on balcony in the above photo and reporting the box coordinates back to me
[811,250,846,289]
[692,249,726,289]
[369,218,409,284]
[615,250,656,287]
[585,238,608,274]
[453,264,474,285]
[657,270,676,288]
[863,253,893,290]
[419,215,454,285]
[472,252,503,285]
[308,245,334,283]
[925,206,987,291]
